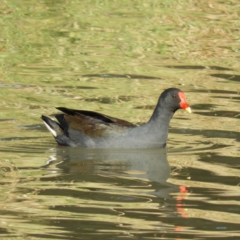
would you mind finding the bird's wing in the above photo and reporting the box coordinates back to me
[56,107,136,138]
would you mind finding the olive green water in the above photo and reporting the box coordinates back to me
[0,1,240,239]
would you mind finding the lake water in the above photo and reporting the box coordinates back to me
[0,1,240,239]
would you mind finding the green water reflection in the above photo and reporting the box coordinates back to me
[0,0,240,239]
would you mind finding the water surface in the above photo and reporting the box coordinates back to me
[0,0,240,239]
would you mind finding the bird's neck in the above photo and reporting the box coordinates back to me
[149,105,174,127]
[141,105,175,146]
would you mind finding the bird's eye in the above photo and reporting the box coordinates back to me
[172,94,176,98]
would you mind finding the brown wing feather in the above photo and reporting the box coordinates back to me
[57,107,135,128]
[64,114,107,138]
[102,114,136,127]
[63,112,135,138]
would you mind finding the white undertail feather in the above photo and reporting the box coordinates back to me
[43,120,57,137]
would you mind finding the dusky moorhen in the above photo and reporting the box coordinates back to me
[41,88,191,148]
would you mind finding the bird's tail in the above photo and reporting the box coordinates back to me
[41,115,64,137]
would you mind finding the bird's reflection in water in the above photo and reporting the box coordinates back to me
[43,147,181,199]
[39,148,189,237]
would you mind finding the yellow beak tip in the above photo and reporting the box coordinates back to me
[185,107,192,113]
